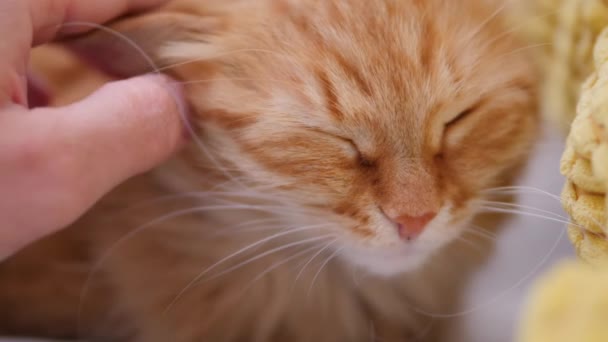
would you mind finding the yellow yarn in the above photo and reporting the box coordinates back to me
[561,27,608,263]
[518,261,608,342]
[517,13,608,342]
[509,0,608,129]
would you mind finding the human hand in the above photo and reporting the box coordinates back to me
[0,0,188,260]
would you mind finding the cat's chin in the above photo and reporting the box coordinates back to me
[339,244,432,278]
[339,206,470,277]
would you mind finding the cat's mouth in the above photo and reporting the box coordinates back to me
[339,242,430,277]
[336,205,468,276]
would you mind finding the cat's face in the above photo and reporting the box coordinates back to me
[91,0,538,276]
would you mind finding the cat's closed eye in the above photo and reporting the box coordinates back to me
[332,135,375,168]
[445,104,480,128]
[439,102,484,154]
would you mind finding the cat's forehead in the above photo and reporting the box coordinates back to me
[266,0,513,112]
[181,0,530,149]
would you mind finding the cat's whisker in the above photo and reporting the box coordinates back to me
[190,203,307,216]
[227,242,334,315]
[164,223,333,314]
[78,204,252,332]
[158,48,300,72]
[479,7,561,51]
[170,124,248,192]
[119,190,291,214]
[294,239,339,284]
[200,195,296,212]
[203,234,337,282]
[476,200,568,220]
[494,42,552,62]
[483,187,608,237]
[174,82,315,113]
[412,219,566,319]
[135,190,314,217]
[466,0,510,43]
[233,217,286,229]
[479,206,568,224]
[57,25,251,191]
[60,21,246,190]
[473,223,498,235]
[209,223,289,237]
[74,189,294,241]
[241,238,338,293]
[60,21,159,71]
[192,189,288,202]
[307,247,345,297]
[209,190,291,203]
[175,73,314,101]
[463,225,498,242]
[79,203,316,324]
[213,178,296,193]
[482,186,562,202]
[218,202,322,218]
[82,192,209,219]
[196,164,248,173]
[455,236,485,254]
[467,7,561,77]
[176,77,300,88]
[478,206,595,231]
[194,146,248,189]
[210,179,246,192]
[351,264,370,289]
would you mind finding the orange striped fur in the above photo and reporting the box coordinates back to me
[0,0,538,341]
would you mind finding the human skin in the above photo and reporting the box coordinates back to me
[0,0,188,260]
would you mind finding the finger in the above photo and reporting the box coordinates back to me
[29,0,171,44]
[0,1,30,105]
[0,0,170,105]
[0,74,188,256]
[54,74,188,182]
[34,74,188,214]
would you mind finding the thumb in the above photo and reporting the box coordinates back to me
[51,74,189,188]
[1,74,188,245]
[7,76,186,233]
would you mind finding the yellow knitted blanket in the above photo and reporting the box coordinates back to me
[511,0,608,130]
[519,261,608,342]
[561,27,608,263]
[515,1,608,341]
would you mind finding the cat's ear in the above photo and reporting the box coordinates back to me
[65,12,219,78]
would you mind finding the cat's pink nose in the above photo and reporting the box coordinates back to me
[393,213,436,241]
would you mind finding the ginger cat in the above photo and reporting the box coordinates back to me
[0,0,538,341]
